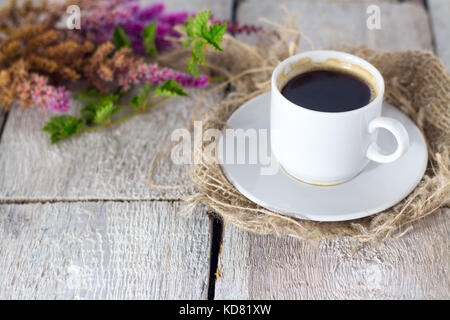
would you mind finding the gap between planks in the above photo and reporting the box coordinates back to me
[423,0,438,53]
[0,110,8,143]
[206,0,239,300]
[0,198,184,205]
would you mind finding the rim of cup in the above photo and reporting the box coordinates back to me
[271,50,385,116]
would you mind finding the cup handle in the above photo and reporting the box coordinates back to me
[366,117,410,163]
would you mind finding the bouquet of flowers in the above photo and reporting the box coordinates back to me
[0,0,260,143]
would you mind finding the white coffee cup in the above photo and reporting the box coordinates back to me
[270,50,409,185]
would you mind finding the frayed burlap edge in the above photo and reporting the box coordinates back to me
[152,10,450,242]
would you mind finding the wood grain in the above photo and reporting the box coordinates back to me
[0,0,228,300]
[164,0,233,18]
[0,0,232,201]
[428,0,450,69]
[0,201,212,299]
[215,0,449,300]
[0,91,223,201]
[236,0,432,51]
[216,210,449,299]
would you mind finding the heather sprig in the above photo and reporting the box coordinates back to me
[79,1,188,54]
[31,75,71,112]
[0,0,243,144]
[182,10,227,77]
[0,62,71,112]
[42,80,187,143]
[214,20,264,35]
[76,1,262,55]
[84,42,209,93]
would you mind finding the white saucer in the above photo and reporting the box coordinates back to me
[218,92,428,222]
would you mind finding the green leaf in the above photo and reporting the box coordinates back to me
[131,83,155,110]
[153,80,188,97]
[113,26,131,50]
[130,96,142,110]
[142,82,154,96]
[204,22,227,51]
[81,94,120,124]
[182,10,226,76]
[192,40,205,63]
[93,102,121,124]
[142,22,158,56]
[184,16,195,38]
[74,88,101,101]
[42,115,85,144]
[80,101,97,125]
[191,10,211,38]
[181,38,193,49]
[187,57,199,77]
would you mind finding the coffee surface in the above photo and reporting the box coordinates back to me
[281,70,372,112]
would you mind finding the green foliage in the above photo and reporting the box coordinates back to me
[43,66,192,142]
[113,26,131,50]
[190,10,210,38]
[192,40,205,63]
[182,10,227,77]
[131,83,155,110]
[42,116,85,144]
[153,80,188,97]
[187,57,199,77]
[142,22,158,56]
[203,23,227,50]
[182,38,192,49]
[81,94,121,125]
[73,88,101,101]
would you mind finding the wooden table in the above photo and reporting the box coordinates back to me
[0,0,448,299]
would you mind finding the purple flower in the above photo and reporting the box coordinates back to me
[211,19,263,35]
[80,1,189,53]
[115,59,209,91]
[159,12,189,26]
[123,21,144,35]
[30,75,71,112]
[49,88,71,112]
[137,2,165,21]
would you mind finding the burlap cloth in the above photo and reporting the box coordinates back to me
[154,14,450,242]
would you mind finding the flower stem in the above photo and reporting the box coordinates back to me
[80,97,169,134]
[209,76,227,83]
[202,43,210,76]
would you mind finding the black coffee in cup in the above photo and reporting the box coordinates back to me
[281,69,373,112]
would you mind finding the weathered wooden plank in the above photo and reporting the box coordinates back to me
[0,0,233,201]
[0,201,212,299]
[0,91,222,201]
[215,0,448,300]
[215,210,449,299]
[165,0,233,18]
[428,0,450,70]
[236,0,432,51]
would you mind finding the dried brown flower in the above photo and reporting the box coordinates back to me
[0,0,103,110]
[82,42,116,92]
[0,59,32,109]
[0,0,63,30]
[0,23,95,83]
